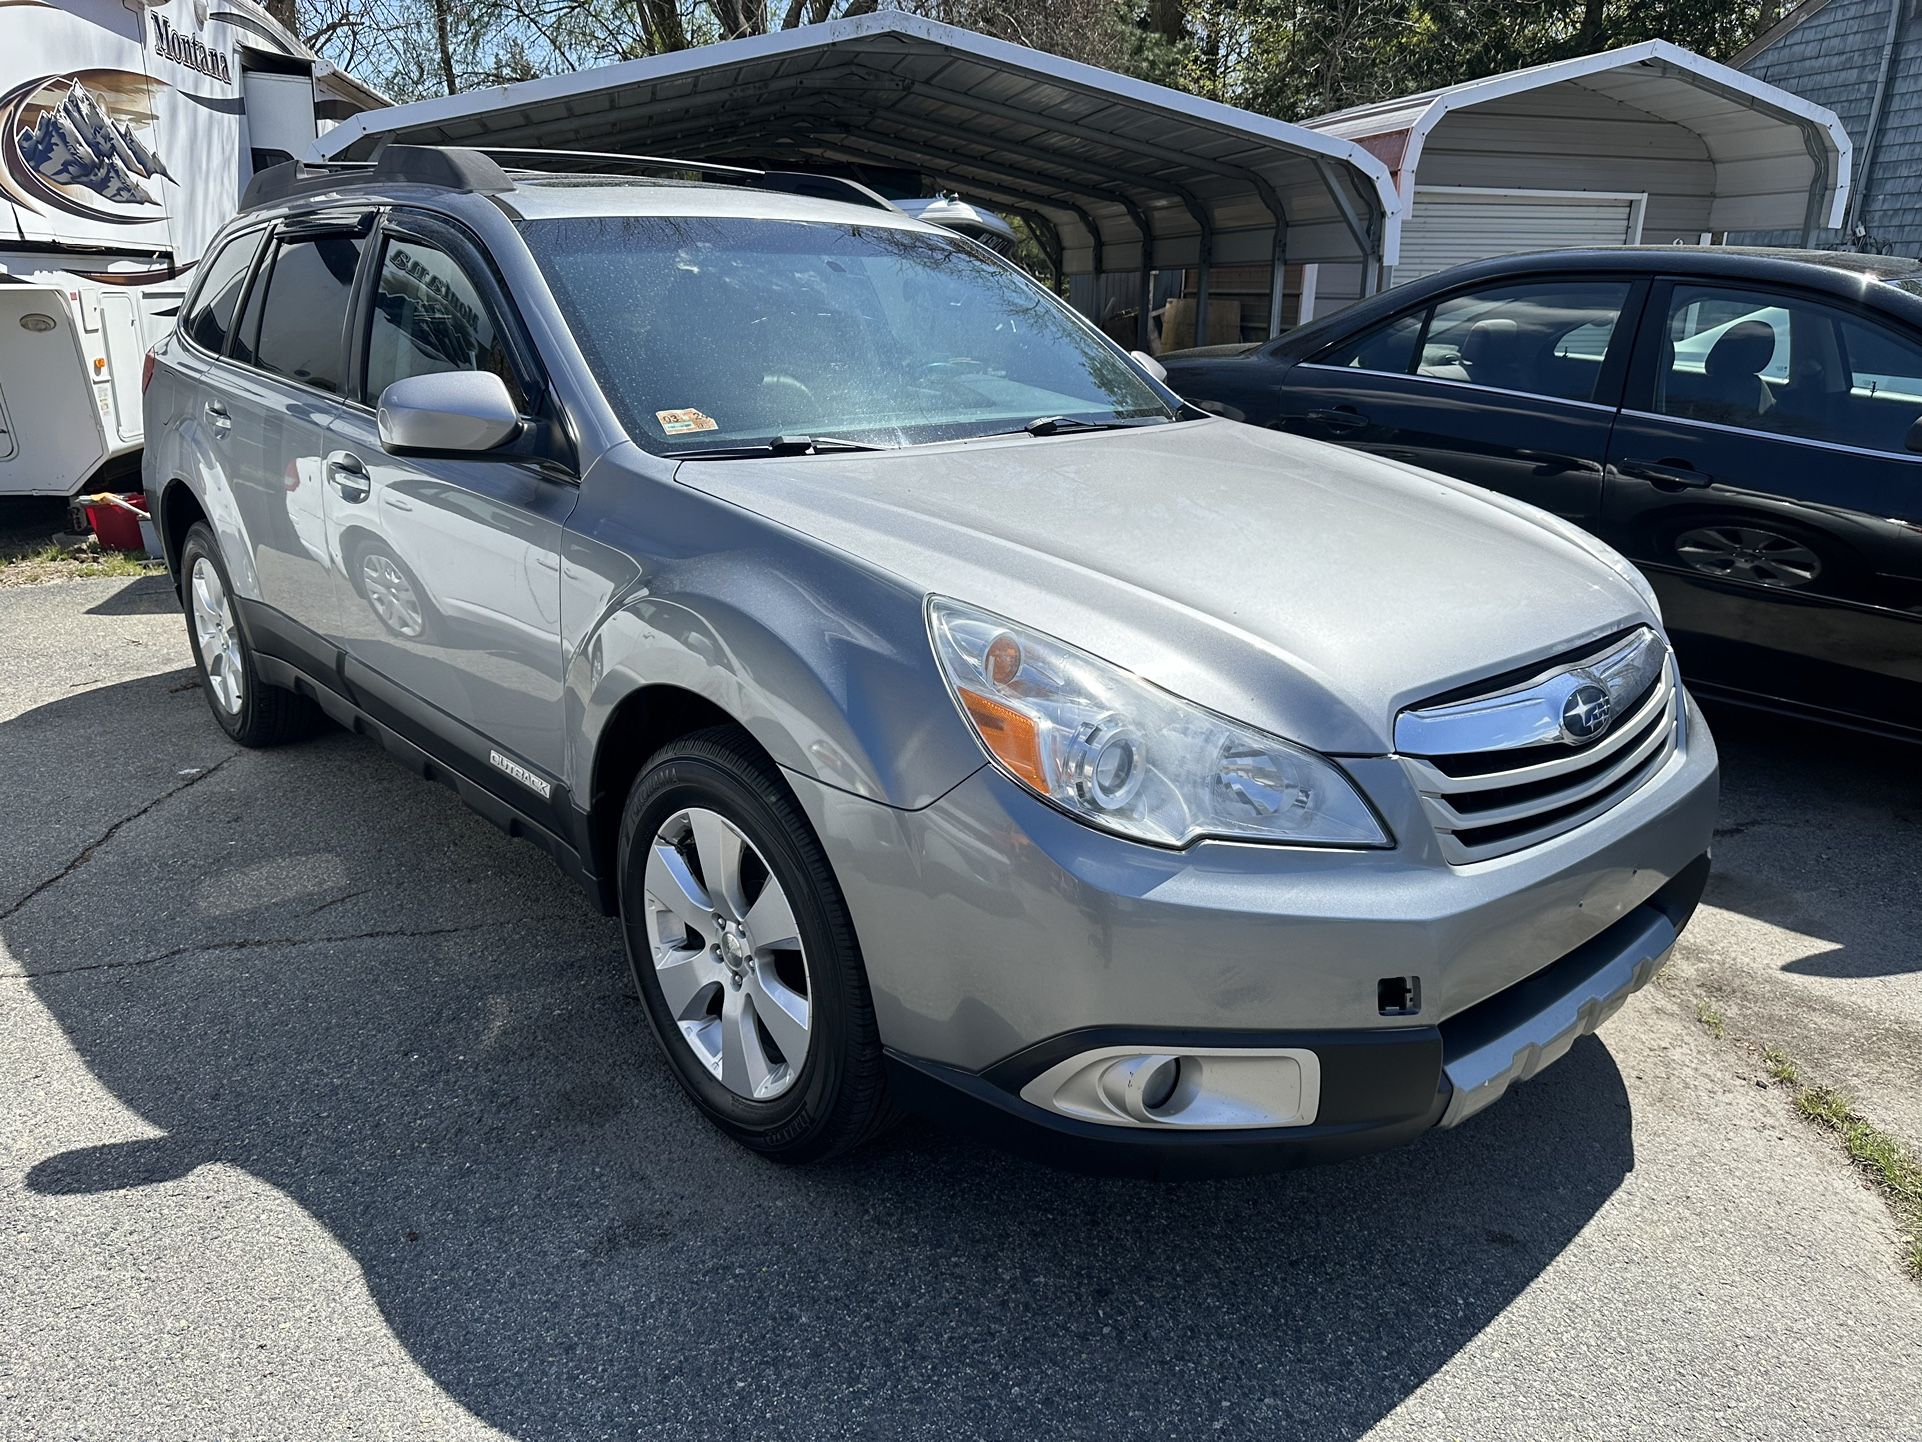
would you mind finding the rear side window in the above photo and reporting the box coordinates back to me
[1654,283,1922,455]
[182,231,258,355]
[363,238,524,408]
[248,235,364,393]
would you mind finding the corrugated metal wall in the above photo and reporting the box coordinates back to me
[1737,0,1922,255]
[1414,87,1716,243]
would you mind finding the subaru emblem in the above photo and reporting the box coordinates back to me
[1560,682,1614,745]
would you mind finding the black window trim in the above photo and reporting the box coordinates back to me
[350,207,577,478]
[226,213,373,400]
[1298,271,1651,413]
[175,224,271,364]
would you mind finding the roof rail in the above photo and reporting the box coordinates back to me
[240,143,899,215]
[240,145,516,212]
[468,146,898,212]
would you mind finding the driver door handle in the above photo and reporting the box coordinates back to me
[1621,456,1713,489]
[1307,406,1369,433]
[325,449,370,502]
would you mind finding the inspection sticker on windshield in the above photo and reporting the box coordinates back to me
[656,407,718,435]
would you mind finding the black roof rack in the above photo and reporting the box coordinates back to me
[239,146,515,212]
[240,143,898,214]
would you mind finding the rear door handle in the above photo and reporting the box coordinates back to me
[1621,456,1713,489]
[325,449,370,501]
[204,400,230,433]
[1307,407,1369,433]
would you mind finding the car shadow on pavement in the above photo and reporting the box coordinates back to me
[84,573,179,617]
[9,671,1637,1440]
[1699,704,1922,982]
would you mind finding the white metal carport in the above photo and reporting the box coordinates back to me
[1307,40,1852,285]
[311,12,1400,347]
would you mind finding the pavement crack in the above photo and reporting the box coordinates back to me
[5,917,572,979]
[0,755,236,922]
[302,887,369,918]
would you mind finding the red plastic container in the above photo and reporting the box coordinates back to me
[84,494,148,553]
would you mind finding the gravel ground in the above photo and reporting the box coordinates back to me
[3,571,1919,1441]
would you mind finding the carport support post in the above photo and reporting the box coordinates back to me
[1118,197,1154,352]
[1137,248,1153,351]
[1193,225,1212,349]
[1268,230,1286,337]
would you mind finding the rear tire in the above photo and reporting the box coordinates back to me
[617,725,897,1162]
[178,522,316,747]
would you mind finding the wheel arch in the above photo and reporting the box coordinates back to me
[584,684,750,912]
[157,477,208,591]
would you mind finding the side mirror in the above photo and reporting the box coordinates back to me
[1908,415,1922,454]
[1131,349,1169,384]
[377,371,521,456]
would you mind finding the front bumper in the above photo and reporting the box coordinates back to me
[887,854,1707,1177]
[784,690,1718,1173]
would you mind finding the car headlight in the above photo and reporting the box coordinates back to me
[927,598,1389,849]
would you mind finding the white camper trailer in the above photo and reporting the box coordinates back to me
[0,0,381,500]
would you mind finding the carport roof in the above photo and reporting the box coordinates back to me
[1308,39,1852,234]
[311,11,1401,271]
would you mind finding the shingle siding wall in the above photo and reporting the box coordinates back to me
[1735,0,1922,255]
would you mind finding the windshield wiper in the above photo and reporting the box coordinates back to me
[676,434,893,460]
[1019,415,1171,437]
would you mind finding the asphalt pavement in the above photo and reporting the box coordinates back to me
[3,571,1919,1441]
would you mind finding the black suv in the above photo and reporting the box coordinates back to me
[1162,248,1922,741]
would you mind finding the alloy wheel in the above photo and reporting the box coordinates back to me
[1673,526,1821,589]
[641,806,812,1101]
[361,552,425,636]
[189,556,245,714]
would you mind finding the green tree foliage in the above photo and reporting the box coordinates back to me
[293,0,1784,115]
[1145,1,1785,117]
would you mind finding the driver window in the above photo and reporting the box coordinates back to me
[1416,280,1631,403]
[364,237,525,410]
[1314,311,1421,374]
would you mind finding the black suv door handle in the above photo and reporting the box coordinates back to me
[1307,407,1369,433]
[325,450,370,502]
[1621,456,1713,489]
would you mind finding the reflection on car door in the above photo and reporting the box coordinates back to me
[322,216,576,793]
[217,222,369,652]
[1275,277,1643,524]
[1598,279,1922,727]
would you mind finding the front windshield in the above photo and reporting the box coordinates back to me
[519,214,1177,452]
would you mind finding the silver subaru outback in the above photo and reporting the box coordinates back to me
[143,146,1718,1176]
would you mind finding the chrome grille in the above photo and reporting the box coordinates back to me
[1395,628,1681,864]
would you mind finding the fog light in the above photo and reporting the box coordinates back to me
[1019,1045,1322,1130]
[1098,1053,1185,1121]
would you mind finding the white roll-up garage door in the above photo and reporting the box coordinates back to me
[1393,187,1646,284]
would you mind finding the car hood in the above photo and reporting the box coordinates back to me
[675,418,1653,754]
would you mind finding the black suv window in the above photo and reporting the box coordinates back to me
[246,235,364,393]
[364,237,524,409]
[182,230,259,355]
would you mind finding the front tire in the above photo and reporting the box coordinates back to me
[178,522,315,747]
[617,726,895,1162]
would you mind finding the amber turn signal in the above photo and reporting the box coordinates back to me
[956,687,1048,792]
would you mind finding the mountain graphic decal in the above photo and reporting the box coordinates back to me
[1,69,173,225]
